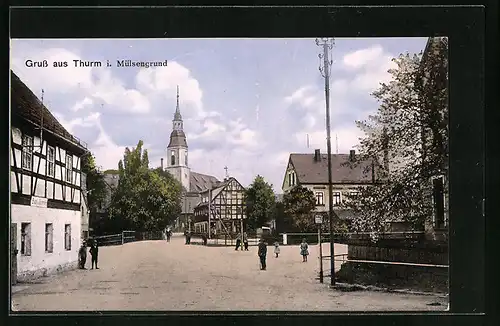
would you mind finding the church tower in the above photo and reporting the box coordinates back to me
[166,86,190,192]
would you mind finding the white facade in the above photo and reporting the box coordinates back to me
[166,147,190,191]
[12,205,81,280]
[10,126,85,281]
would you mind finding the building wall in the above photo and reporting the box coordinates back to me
[166,146,191,192]
[12,204,81,281]
[11,124,85,281]
[302,184,364,213]
[11,126,82,204]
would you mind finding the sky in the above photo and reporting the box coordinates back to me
[10,38,427,192]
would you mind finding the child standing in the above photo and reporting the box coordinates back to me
[273,241,280,258]
[300,238,309,262]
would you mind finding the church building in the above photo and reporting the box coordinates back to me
[163,86,220,231]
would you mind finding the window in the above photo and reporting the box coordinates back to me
[47,146,55,177]
[64,224,71,250]
[21,223,31,256]
[433,177,445,228]
[292,173,296,185]
[171,151,176,165]
[65,154,73,183]
[22,135,33,170]
[185,152,188,166]
[315,192,324,205]
[333,192,341,206]
[45,223,53,253]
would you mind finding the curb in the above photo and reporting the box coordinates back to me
[329,282,449,298]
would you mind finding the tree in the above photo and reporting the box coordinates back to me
[344,39,449,234]
[108,140,182,232]
[81,153,107,232]
[245,175,276,231]
[282,186,316,232]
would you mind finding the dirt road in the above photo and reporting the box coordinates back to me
[12,236,448,311]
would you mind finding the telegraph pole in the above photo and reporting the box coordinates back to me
[316,37,336,286]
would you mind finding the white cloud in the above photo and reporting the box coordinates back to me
[340,45,397,92]
[71,97,94,112]
[342,45,384,69]
[136,61,204,116]
[11,46,151,114]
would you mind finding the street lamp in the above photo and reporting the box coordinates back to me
[316,37,337,286]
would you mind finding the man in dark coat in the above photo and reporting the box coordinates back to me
[235,232,242,251]
[89,240,99,269]
[78,241,87,269]
[243,232,249,251]
[258,238,267,270]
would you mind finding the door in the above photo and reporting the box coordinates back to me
[11,223,18,285]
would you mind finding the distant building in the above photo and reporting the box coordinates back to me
[281,149,379,223]
[10,71,89,283]
[162,86,220,231]
[193,177,246,237]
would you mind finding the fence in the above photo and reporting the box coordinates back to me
[91,230,164,247]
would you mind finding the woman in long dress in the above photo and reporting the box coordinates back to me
[300,238,309,262]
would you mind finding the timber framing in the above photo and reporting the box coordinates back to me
[193,177,247,236]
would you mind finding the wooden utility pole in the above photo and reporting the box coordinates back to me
[316,37,336,286]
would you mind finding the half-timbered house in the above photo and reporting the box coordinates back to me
[10,71,89,282]
[193,177,246,238]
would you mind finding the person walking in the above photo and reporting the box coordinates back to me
[78,241,87,269]
[89,240,99,269]
[258,238,268,270]
[243,232,249,251]
[235,232,242,251]
[273,241,280,258]
[166,229,171,242]
[300,238,309,262]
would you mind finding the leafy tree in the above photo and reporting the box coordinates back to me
[343,39,448,234]
[108,140,182,232]
[245,175,276,231]
[81,153,107,233]
[283,186,316,232]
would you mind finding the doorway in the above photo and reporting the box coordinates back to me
[11,223,18,285]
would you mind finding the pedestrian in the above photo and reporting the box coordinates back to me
[187,230,191,244]
[78,241,87,269]
[243,232,249,251]
[166,229,171,242]
[202,233,208,246]
[300,238,309,262]
[258,238,267,270]
[235,232,242,251]
[89,240,99,269]
[273,241,280,258]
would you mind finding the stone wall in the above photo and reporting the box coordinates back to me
[337,237,449,293]
[337,261,448,293]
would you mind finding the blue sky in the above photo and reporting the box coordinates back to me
[10,38,427,192]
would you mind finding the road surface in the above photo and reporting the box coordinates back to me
[12,236,448,311]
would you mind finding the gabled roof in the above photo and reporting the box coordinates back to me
[195,177,245,208]
[190,171,220,193]
[288,153,375,185]
[10,70,88,152]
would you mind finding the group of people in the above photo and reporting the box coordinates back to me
[78,239,100,270]
[257,238,309,271]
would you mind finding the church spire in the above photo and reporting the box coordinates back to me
[174,85,182,120]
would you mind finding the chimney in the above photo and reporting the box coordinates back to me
[349,150,355,161]
[314,149,321,162]
[160,158,164,170]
